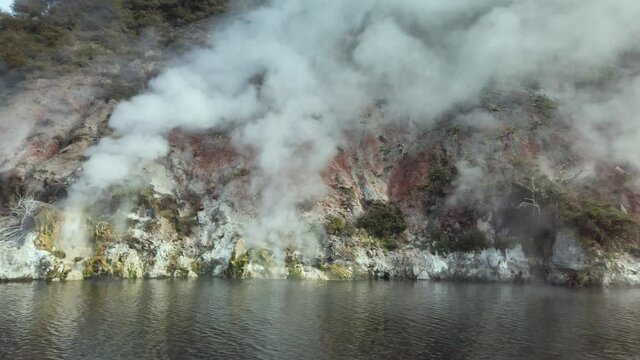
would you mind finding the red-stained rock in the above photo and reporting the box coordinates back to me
[169,130,243,182]
[24,136,61,163]
[388,151,431,205]
[322,149,353,187]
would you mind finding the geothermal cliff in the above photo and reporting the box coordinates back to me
[2,1,640,286]
[2,76,639,286]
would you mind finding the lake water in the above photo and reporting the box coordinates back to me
[1,280,639,359]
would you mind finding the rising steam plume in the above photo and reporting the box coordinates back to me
[62,0,640,254]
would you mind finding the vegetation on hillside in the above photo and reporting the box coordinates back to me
[429,227,489,255]
[559,197,640,251]
[324,215,355,237]
[0,0,226,78]
[424,158,457,199]
[356,201,407,250]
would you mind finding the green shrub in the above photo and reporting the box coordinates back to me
[429,227,488,255]
[0,14,73,73]
[425,163,456,196]
[559,198,639,249]
[73,42,104,64]
[423,158,458,207]
[104,78,144,101]
[530,92,557,119]
[325,216,355,237]
[123,0,226,33]
[428,228,450,255]
[287,265,304,279]
[457,229,489,252]
[356,201,406,249]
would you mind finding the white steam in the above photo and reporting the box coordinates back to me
[64,0,640,252]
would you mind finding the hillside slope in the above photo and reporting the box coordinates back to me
[2,1,640,286]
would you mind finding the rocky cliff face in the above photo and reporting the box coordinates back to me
[2,3,640,287]
[1,64,639,286]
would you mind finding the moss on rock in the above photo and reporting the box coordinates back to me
[224,239,249,278]
[83,256,109,278]
[94,222,116,243]
[225,252,249,278]
[34,233,54,251]
[32,207,62,251]
[287,265,304,279]
[323,263,353,280]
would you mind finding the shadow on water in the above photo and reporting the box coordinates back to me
[1,279,639,359]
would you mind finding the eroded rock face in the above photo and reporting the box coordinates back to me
[2,45,640,287]
[552,229,587,271]
[0,118,634,285]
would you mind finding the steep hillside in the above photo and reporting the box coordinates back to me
[2,1,640,286]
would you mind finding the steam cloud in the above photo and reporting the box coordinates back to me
[64,1,640,252]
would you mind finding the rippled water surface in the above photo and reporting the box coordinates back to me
[1,280,640,359]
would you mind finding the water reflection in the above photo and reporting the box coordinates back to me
[1,280,640,359]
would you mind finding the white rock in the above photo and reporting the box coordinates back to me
[0,233,53,281]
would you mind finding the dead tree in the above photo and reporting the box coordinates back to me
[517,176,541,220]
